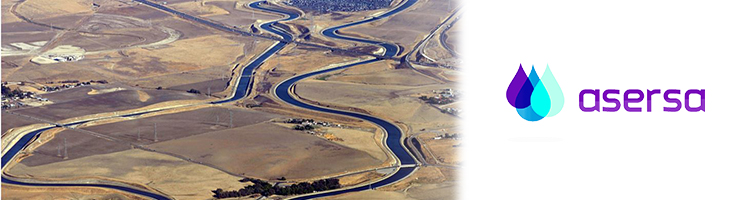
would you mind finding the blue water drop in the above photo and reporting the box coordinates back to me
[528,65,540,87]
[516,106,544,121]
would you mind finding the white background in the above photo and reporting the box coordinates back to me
[460,0,750,199]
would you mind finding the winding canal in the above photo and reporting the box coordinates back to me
[1,0,419,199]
[267,0,421,198]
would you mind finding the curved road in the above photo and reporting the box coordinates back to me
[439,15,460,57]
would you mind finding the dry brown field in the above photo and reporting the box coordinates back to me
[97,3,172,21]
[9,149,247,200]
[150,121,383,180]
[13,88,207,121]
[170,0,280,29]
[419,16,460,67]
[7,105,389,195]
[1,112,42,134]
[418,133,460,165]
[2,0,277,96]
[2,184,148,200]
[16,107,277,166]
[325,166,457,200]
[13,0,93,22]
[341,0,457,56]
[294,74,456,132]
[329,60,442,86]
[322,127,388,162]
[1,0,22,24]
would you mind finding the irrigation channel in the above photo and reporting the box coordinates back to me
[1,0,419,199]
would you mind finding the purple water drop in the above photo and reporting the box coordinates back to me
[507,64,532,108]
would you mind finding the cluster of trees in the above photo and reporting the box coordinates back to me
[1,86,31,99]
[441,133,459,139]
[212,178,341,199]
[1,85,12,97]
[419,95,454,105]
[286,118,315,124]
[276,179,341,195]
[293,124,315,130]
[315,74,332,80]
[45,79,106,84]
[187,89,201,94]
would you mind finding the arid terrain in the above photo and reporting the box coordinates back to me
[2,184,150,200]
[2,0,461,199]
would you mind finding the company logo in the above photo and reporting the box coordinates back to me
[506,64,564,121]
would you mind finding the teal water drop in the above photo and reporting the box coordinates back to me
[530,77,551,117]
[541,64,564,117]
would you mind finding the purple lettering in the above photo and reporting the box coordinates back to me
[685,89,705,112]
[646,89,661,112]
[624,89,644,112]
[579,89,600,112]
[579,89,704,113]
[602,89,620,112]
[663,89,682,112]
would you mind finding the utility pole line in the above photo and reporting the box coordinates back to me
[153,123,158,142]
[63,138,68,159]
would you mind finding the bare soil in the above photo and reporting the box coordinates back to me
[1,184,148,200]
[1,112,42,134]
[9,149,247,200]
[205,1,280,22]
[15,107,279,167]
[419,133,460,165]
[149,122,383,180]
[13,0,93,21]
[343,0,456,55]
[13,89,207,121]
[167,78,228,95]
[294,80,456,132]
[97,4,172,21]
[329,61,441,86]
